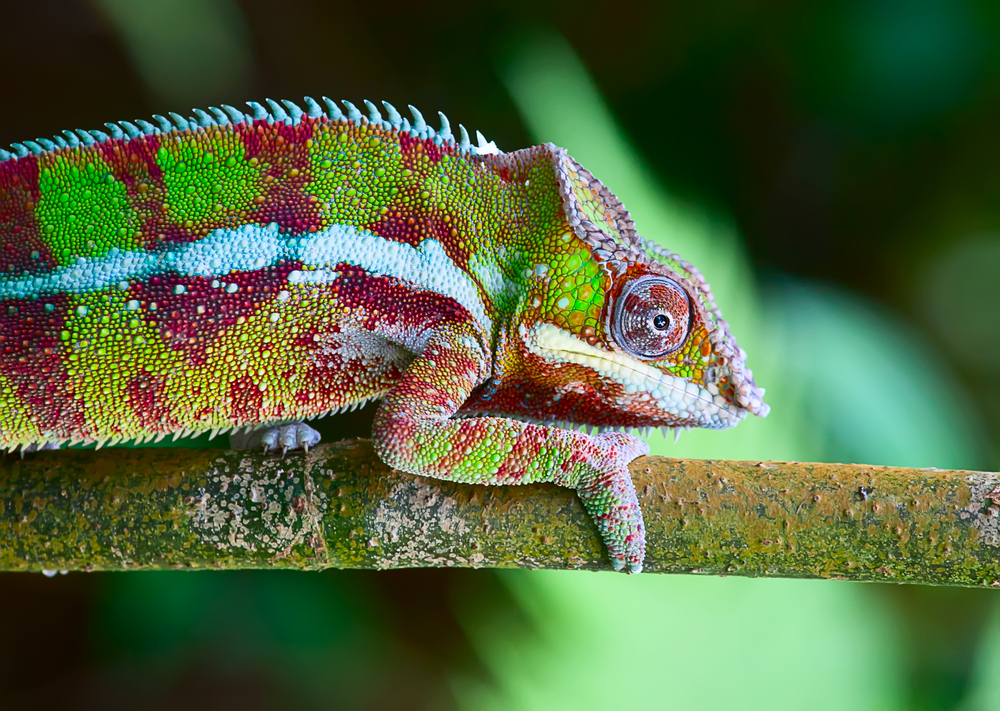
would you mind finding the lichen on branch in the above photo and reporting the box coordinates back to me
[2,441,999,587]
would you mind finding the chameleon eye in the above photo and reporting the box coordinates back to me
[611,275,691,359]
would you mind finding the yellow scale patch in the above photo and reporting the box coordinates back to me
[306,124,401,229]
[191,285,384,424]
[62,289,184,438]
[196,290,311,422]
[0,370,41,442]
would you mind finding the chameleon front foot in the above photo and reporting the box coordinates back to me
[574,432,649,573]
[230,422,321,455]
[16,441,60,458]
[261,423,322,455]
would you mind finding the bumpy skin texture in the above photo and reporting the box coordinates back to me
[0,98,768,572]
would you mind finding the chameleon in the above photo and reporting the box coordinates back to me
[0,97,768,572]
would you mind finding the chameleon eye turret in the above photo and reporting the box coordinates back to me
[0,97,768,572]
[611,275,691,359]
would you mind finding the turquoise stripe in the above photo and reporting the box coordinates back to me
[0,222,494,332]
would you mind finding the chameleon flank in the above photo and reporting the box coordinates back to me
[0,97,768,572]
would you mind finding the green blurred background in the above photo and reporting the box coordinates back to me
[2,1,1000,708]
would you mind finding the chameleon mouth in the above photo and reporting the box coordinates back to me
[525,323,745,429]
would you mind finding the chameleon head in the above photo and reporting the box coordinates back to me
[517,146,769,431]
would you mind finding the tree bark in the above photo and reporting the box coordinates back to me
[2,441,999,586]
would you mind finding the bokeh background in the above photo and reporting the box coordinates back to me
[2,1,1000,708]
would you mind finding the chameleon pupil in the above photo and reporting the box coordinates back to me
[653,314,669,330]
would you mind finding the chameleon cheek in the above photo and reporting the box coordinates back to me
[524,322,746,429]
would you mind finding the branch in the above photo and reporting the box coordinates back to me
[2,441,1000,586]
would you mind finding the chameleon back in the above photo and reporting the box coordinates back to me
[0,100,535,447]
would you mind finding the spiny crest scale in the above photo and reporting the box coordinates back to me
[0,97,496,163]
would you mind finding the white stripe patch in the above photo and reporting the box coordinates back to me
[295,226,492,330]
[525,322,742,429]
[1,223,493,332]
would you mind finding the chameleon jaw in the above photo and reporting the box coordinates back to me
[524,323,746,430]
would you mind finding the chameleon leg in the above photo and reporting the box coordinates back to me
[372,323,649,572]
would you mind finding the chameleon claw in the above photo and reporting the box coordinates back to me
[260,428,280,453]
[610,551,643,574]
[296,424,321,452]
[277,425,298,454]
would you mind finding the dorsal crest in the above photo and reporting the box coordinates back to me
[0,97,501,164]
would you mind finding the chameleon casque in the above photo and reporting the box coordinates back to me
[0,97,768,572]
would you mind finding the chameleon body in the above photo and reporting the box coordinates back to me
[0,97,768,571]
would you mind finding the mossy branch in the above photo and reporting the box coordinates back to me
[2,441,1000,586]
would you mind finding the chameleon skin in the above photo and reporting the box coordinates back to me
[0,98,768,572]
